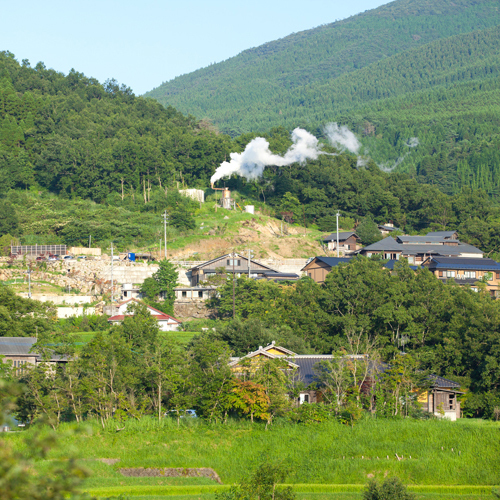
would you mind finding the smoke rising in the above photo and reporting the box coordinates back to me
[407,137,419,148]
[324,122,361,154]
[380,137,420,172]
[210,127,324,185]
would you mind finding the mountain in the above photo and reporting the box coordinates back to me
[145,0,500,196]
[145,0,500,134]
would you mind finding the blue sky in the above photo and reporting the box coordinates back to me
[2,0,390,95]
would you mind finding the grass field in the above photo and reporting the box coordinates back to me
[5,416,499,499]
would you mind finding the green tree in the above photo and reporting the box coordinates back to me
[0,203,19,237]
[364,477,415,500]
[170,205,196,231]
[153,259,179,306]
[356,216,382,245]
[140,277,161,301]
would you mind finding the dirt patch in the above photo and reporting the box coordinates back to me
[97,458,121,465]
[119,467,222,483]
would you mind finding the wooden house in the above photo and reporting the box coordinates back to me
[422,256,500,297]
[417,376,463,420]
[301,257,352,284]
[188,253,280,286]
[0,337,67,376]
[323,232,360,254]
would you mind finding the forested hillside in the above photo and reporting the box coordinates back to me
[1,49,499,254]
[145,0,500,197]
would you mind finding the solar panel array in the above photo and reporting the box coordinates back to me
[10,245,67,256]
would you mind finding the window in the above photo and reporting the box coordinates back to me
[464,271,476,279]
[123,291,128,297]
[182,291,187,298]
[438,271,444,277]
[446,271,455,278]
[408,256,414,264]
[198,291,203,298]
[308,272,312,277]
[227,259,241,266]
[299,393,310,404]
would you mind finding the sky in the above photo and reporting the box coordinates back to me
[2,0,390,95]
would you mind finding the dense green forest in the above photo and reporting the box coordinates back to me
[1,49,500,254]
[145,0,500,197]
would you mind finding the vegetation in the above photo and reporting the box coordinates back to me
[145,1,500,198]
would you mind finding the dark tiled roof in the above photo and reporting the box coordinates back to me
[361,237,482,256]
[383,260,418,271]
[425,257,500,271]
[323,231,358,242]
[0,337,37,356]
[397,236,451,244]
[378,225,400,232]
[190,254,277,272]
[426,231,458,238]
[285,356,334,386]
[430,375,461,388]
[305,257,353,270]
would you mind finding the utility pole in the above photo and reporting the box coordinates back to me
[336,211,340,258]
[111,243,114,303]
[248,249,254,278]
[232,252,236,319]
[26,266,32,299]
[162,211,169,259]
[89,235,91,249]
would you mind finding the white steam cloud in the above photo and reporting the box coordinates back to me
[210,127,324,185]
[407,137,419,148]
[379,137,420,172]
[324,122,361,154]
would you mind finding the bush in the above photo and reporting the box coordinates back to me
[364,477,415,500]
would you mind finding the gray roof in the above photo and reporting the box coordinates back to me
[0,337,37,356]
[361,237,482,256]
[424,257,500,271]
[189,253,277,272]
[397,236,452,244]
[426,231,458,238]
[378,225,400,232]
[301,256,352,271]
[323,231,358,242]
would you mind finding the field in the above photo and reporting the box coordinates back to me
[5,416,499,499]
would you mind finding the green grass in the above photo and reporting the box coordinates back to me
[6,417,500,490]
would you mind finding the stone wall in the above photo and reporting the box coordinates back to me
[173,301,212,320]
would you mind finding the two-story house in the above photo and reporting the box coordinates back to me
[323,232,360,255]
[422,256,500,297]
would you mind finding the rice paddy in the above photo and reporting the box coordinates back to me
[4,416,499,498]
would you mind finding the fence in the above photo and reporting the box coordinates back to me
[11,245,67,256]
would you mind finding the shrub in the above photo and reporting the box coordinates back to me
[364,477,415,500]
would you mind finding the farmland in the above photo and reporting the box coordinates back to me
[4,416,499,499]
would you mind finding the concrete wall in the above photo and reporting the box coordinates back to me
[70,247,102,256]
[57,306,96,318]
[18,294,94,305]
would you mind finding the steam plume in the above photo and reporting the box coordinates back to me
[210,127,323,184]
[324,122,361,154]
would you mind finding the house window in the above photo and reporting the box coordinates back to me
[471,287,478,292]
[439,271,443,277]
[123,291,128,297]
[299,393,310,404]
[446,271,455,278]
[227,259,241,266]
[198,291,203,298]
[464,271,476,279]
[448,394,455,410]
[408,256,414,264]
[182,291,187,298]
[308,272,312,278]
[347,245,351,250]
[496,273,500,280]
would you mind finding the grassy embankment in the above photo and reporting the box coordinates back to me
[5,416,499,499]
[67,331,198,346]
[11,190,327,260]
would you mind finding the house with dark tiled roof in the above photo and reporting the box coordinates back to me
[426,230,459,240]
[301,256,352,283]
[188,253,280,286]
[323,231,360,255]
[422,257,500,297]
[107,298,182,331]
[358,236,483,265]
[229,342,463,417]
[0,337,67,376]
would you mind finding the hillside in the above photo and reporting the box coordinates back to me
[145,0,500,196]
[145,0,500,134]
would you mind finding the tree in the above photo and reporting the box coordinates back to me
[356,216,382,245]
[278,192,301,223]
[364,477,415,500]
[140,277,161,301]
[170,205,196,231]
[153,259,179,306]
[229,380,270,423]
[0,203,19,237]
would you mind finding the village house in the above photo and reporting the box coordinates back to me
[229,342,463,418]
[301,257,352,284]
[358,233,483,264]
[0,337,67,376]
[107,298,182,331]
[418,375,462,421]
[378,222,401,236]
[188,253,298,286]
[323,231,361,255]
[422,256,500,297]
